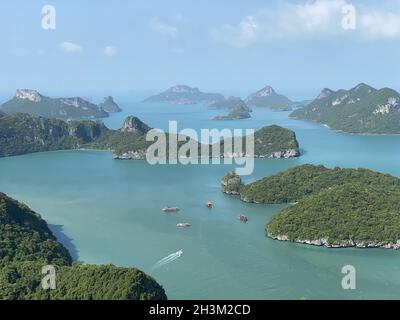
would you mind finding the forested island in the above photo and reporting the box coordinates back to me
[290,83,400,134]
[211,97,252,120]
[0,113,300,160]
[0,192,167,299]
[222,164,400,249]
[143,85,224,105]
[0,90,121,120]
[245,86,294,111]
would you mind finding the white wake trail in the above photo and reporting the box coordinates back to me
[152,250,183,270]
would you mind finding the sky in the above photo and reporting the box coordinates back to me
[1,0,400,100]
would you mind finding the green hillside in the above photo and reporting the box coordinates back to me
[291,83,400,134]
[0,192,167,300]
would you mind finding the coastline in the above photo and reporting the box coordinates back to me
[289,116,400,136]
[267,233,400,249]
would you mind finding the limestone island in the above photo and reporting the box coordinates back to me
[0,89,114,120]
[290,83,400,134]
[98,96,122,113]
[211,97,252,120]
[143,85,224,105]
[0,192,167,299]
[245,86,294,111]
[223,164,400,249]
[0,113,300,160]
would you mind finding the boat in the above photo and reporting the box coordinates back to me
[206,201,214,209]
[177,223,191,228]
[162,206,180,212]
[239,215,248,223]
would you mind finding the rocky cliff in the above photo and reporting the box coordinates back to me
[98,96,121,113]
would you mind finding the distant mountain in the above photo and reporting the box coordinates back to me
[143,85,224,105]
[209,96,252,112]
[212,97,251,120]
[0,110,5,117]
[0,89,109,120]
[98,96,121,113]
[290,83,400,134]
[290,99,313,109]
[245,86,293,111]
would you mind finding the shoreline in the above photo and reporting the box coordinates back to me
[267,233,400,249]
[288,116,400,136]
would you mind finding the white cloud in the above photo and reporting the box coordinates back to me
[149,17,178,38]
[60,41,83,53]
[212,0,400,47]
[104,46,118,57]
[361,11,400,39]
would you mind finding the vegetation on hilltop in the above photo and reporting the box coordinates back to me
[0,192,72,266]
[239,164,400,203]
[266,182,400,248]
[0,113,300,160]
[0,192,167,300]
[290,84,400,134]
[1,261,167,300]
[219,125,299,158]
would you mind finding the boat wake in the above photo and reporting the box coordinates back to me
[152,249,183,270]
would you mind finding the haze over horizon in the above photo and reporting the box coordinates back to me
[1,0,400,100]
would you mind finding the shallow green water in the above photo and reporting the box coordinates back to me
[1,102,400,299]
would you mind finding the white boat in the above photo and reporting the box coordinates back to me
[162,206,180,212]
[177,223,191,228]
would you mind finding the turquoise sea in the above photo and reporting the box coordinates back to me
[1,99,400,299]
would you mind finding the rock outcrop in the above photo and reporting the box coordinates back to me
[98,96,122,113]
[245,86,293,110]
[221,172,243,195]
[121,116,151,134]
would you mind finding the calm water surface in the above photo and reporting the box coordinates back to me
[1,100,400,299]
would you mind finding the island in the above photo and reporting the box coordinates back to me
[267,182,400,249]
[208,96,252,112]
[0,89,109,120]
[0,113,300,160]
[211,97,252,120]
[245,86,294,111]
[0,192,167,299]
[242,125,299,158]
[222,164,400,249]
[98,96,122,113]
[0,113,150,158]
[143,85,224,105]
[290,83,400,134]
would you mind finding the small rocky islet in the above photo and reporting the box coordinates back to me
[210,97,252,120]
